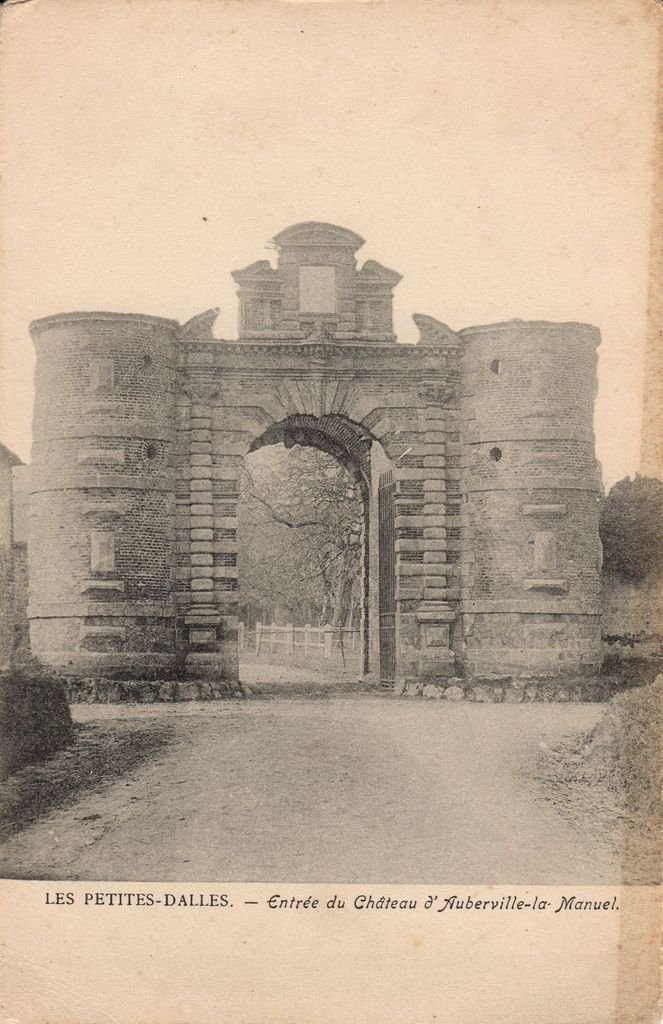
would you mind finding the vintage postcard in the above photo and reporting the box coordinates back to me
[0,0,661,1021]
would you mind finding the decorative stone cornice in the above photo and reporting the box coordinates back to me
[176,338,458,362]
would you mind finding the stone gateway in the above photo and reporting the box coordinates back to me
[23,222,602,689]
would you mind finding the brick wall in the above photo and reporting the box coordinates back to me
[20,227,605,689]
[28,313,178,677]
[458,321,602,676]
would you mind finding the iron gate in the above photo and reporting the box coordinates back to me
[378,469,396,686]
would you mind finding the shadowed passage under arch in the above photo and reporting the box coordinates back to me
[240,414,391,682]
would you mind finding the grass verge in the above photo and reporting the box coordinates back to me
[528,674,663,883]
[0,718,175,841]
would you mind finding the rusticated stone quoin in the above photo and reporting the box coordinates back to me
[15,222,602,693]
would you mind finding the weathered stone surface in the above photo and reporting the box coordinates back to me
[61,677,244,703]
[443,685,464,701]
[4,224,603,692]
[0,446,27,671]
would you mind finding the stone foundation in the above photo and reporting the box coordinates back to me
[61,677,245,703]
[397,675,614,703]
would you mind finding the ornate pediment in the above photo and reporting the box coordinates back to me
[233,224,402,341]
[178,308,220,340]
[413,314,460,347]
[272,222,365,251]
[231,260,279,285]
[357,260,403,287]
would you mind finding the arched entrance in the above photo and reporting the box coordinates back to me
[26,221,603,687]
[237,439,366,683]
[240,414,402,684]
[172,223,460,686]
[176,362,457,689]
[244,415,375,680]
[175,384,458,687]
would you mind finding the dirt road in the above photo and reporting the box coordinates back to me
[0,696,622,883]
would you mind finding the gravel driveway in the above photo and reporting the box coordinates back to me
[0,694,621,883]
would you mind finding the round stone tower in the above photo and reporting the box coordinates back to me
[458,320,602,678]
[28,312,178,676]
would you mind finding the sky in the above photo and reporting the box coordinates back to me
[0,0,658,487]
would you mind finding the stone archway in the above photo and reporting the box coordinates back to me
[26,221,603,690]
[169,225,461,686]
[176,354,457,688]
[245,414,374,679]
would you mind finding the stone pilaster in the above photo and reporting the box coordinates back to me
[416,396,456,677]
[389,396,456,682]
[179,384,231,680]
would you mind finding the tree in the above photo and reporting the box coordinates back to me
[237,445,364,627]
[600,475,663,582]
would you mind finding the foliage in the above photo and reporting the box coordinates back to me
[588,673,663,824]
[0,718,174,840]
[531,669,663,884]
[0,667,74,779]
[238,445,364,627]
[600,475,663,582]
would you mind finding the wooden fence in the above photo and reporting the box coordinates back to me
[239,622,361,665]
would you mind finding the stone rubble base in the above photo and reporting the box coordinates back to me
[398,676,613,703]
[57,674,618,703]
[63,679,245,703]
